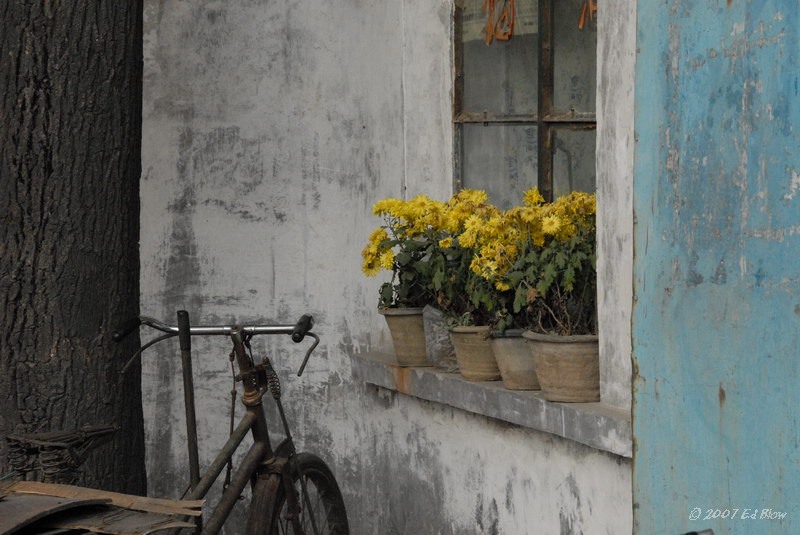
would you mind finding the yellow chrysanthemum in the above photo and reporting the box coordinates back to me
[439,237,453,248]
[368,227,389,246]
[372,198,404,218]
[495,281,511,291]
[379,250,395,270]
[542,215,562,235]
[459,229,478,249]
[362,256,380,276]
[523,188,545,207]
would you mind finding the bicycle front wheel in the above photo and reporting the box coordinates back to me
[251,452,349,535]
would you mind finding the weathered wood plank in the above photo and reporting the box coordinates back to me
[42,508,196,535]
[8,482,203,517]
[0,493,108,535]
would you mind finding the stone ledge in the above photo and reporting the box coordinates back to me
[351,352,632,458]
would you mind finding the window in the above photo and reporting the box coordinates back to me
[454,0,597,207]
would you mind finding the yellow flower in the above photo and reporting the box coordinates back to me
[439,237,453,248]
[368,227,389,246]
[450,189,488,207]
[463,214,483,233]
[372,198,404,218]
[379,250,395,270]
[495,281,511,291]
[542,215,562,235]
[361,256,380,276]
[523,188,545,207]
[459,229,477,249]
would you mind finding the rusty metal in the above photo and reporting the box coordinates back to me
[186,412,257,501]
[201,442,267,535]
[453,1,465,190]
[538,0,555,201]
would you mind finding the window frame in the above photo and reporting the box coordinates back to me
[453,0,597,202]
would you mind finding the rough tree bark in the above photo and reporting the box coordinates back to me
[0,1,146,493]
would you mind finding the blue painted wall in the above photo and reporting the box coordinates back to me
[633,2,800,534]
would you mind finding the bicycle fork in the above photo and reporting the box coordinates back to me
[231,327,319,535]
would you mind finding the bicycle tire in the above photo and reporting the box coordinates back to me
[249,453,349,535]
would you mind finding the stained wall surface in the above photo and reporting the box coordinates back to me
[141,1,632,532]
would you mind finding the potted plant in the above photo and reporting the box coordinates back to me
[431,190,508,381]
[497,190,599,401]
[468,192,545,390]
[362,194,446,366]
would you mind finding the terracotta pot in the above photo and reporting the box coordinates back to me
[490,330,540,390]
[450,326,500,381]
[379,308,429,366]
[523,331,599,402]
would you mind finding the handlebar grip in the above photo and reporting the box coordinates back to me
[112,317,142,342]
[291,314,314,343]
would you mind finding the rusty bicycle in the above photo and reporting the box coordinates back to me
[1,310,349,535]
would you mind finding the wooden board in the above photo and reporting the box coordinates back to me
[0,493,109,535]
[7,481,203,517]
[41,508,197,535]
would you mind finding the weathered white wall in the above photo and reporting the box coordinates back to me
[596,0,635,410]
[141,0,632,532]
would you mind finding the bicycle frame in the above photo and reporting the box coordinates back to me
[195,327,275,534]
[119,313,318,535]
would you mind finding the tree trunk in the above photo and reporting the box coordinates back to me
[0,1,145,494]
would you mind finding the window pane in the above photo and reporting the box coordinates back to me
[552,128,596,197]
[553,0,596,113]
[460,0,538,115]
[461,124,538,209]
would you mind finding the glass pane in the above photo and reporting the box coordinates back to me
[553,0,596,112]
[553,128,596,197]
[460,0,538,114]
[461,124,538,209]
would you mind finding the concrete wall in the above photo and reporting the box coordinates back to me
[141,0,632,532]
[633,2,800,534]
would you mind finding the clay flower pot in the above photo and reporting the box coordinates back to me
[490,329,540,390]
[379,308,429,367]
[450,326,500,381]
[523,331,599,402]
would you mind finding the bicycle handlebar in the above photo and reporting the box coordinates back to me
[112,315,316,341]
[112,317,142,342]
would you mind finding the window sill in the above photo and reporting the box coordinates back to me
[351,352,632,458]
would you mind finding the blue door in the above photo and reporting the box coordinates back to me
[633,2,800,534]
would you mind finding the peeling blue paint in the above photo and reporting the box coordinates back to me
[634,2,800,534]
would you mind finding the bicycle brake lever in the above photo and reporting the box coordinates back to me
[296,333,320,377]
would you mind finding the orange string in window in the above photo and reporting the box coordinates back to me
[483,0,515,45]
[578,0,597,30]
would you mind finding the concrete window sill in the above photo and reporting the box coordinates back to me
[351,352,632,458]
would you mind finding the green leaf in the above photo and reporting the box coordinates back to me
[563,266,575,291]
[395,252,412,266]
[513,285,527,313]
[432,269,445,290]
[507,270,524,286]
